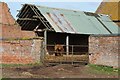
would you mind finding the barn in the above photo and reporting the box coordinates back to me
[17,4,120,64]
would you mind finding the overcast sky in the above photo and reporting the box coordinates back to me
[1,0,103,19]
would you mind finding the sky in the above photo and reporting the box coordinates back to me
[1,0,103,19]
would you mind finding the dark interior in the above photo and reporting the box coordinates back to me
[47,31,89,55]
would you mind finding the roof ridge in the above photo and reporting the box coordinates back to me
[24,3,96,14]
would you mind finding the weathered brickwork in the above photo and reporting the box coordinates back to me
[0,2,40,64]
[1,39,42,64]
[89,36,119,68]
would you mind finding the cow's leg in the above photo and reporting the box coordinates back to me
[55,51,59,56]
[55,52,57,56]
[55,52,58,56]
[55,50,57,56]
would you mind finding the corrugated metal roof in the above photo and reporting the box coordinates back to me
[36,5,120,34]
[17,4,120,35]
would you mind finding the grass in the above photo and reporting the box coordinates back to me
[87,64,119,75]
[1,62,43,68]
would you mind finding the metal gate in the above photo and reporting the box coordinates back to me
[41,44,89,65]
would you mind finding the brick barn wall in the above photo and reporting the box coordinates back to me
[0,39,43,64]
[89,36,119,68]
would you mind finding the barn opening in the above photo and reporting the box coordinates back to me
[45,31,89,55]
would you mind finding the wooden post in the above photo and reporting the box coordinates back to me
[44,30,47,60]
[66,35,69,55]
[44,30,47,54]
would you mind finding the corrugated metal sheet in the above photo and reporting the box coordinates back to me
[98,15,119,34]
[36,6,120,35]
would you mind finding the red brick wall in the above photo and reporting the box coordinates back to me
[89,36,119,68]
[1,39,42,64]
[0,2,36,39]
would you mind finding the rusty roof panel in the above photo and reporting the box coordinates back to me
[47,12,77,33]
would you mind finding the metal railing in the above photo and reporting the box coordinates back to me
[41,44,89,64]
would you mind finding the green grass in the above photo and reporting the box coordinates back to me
[87,64,119,75]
